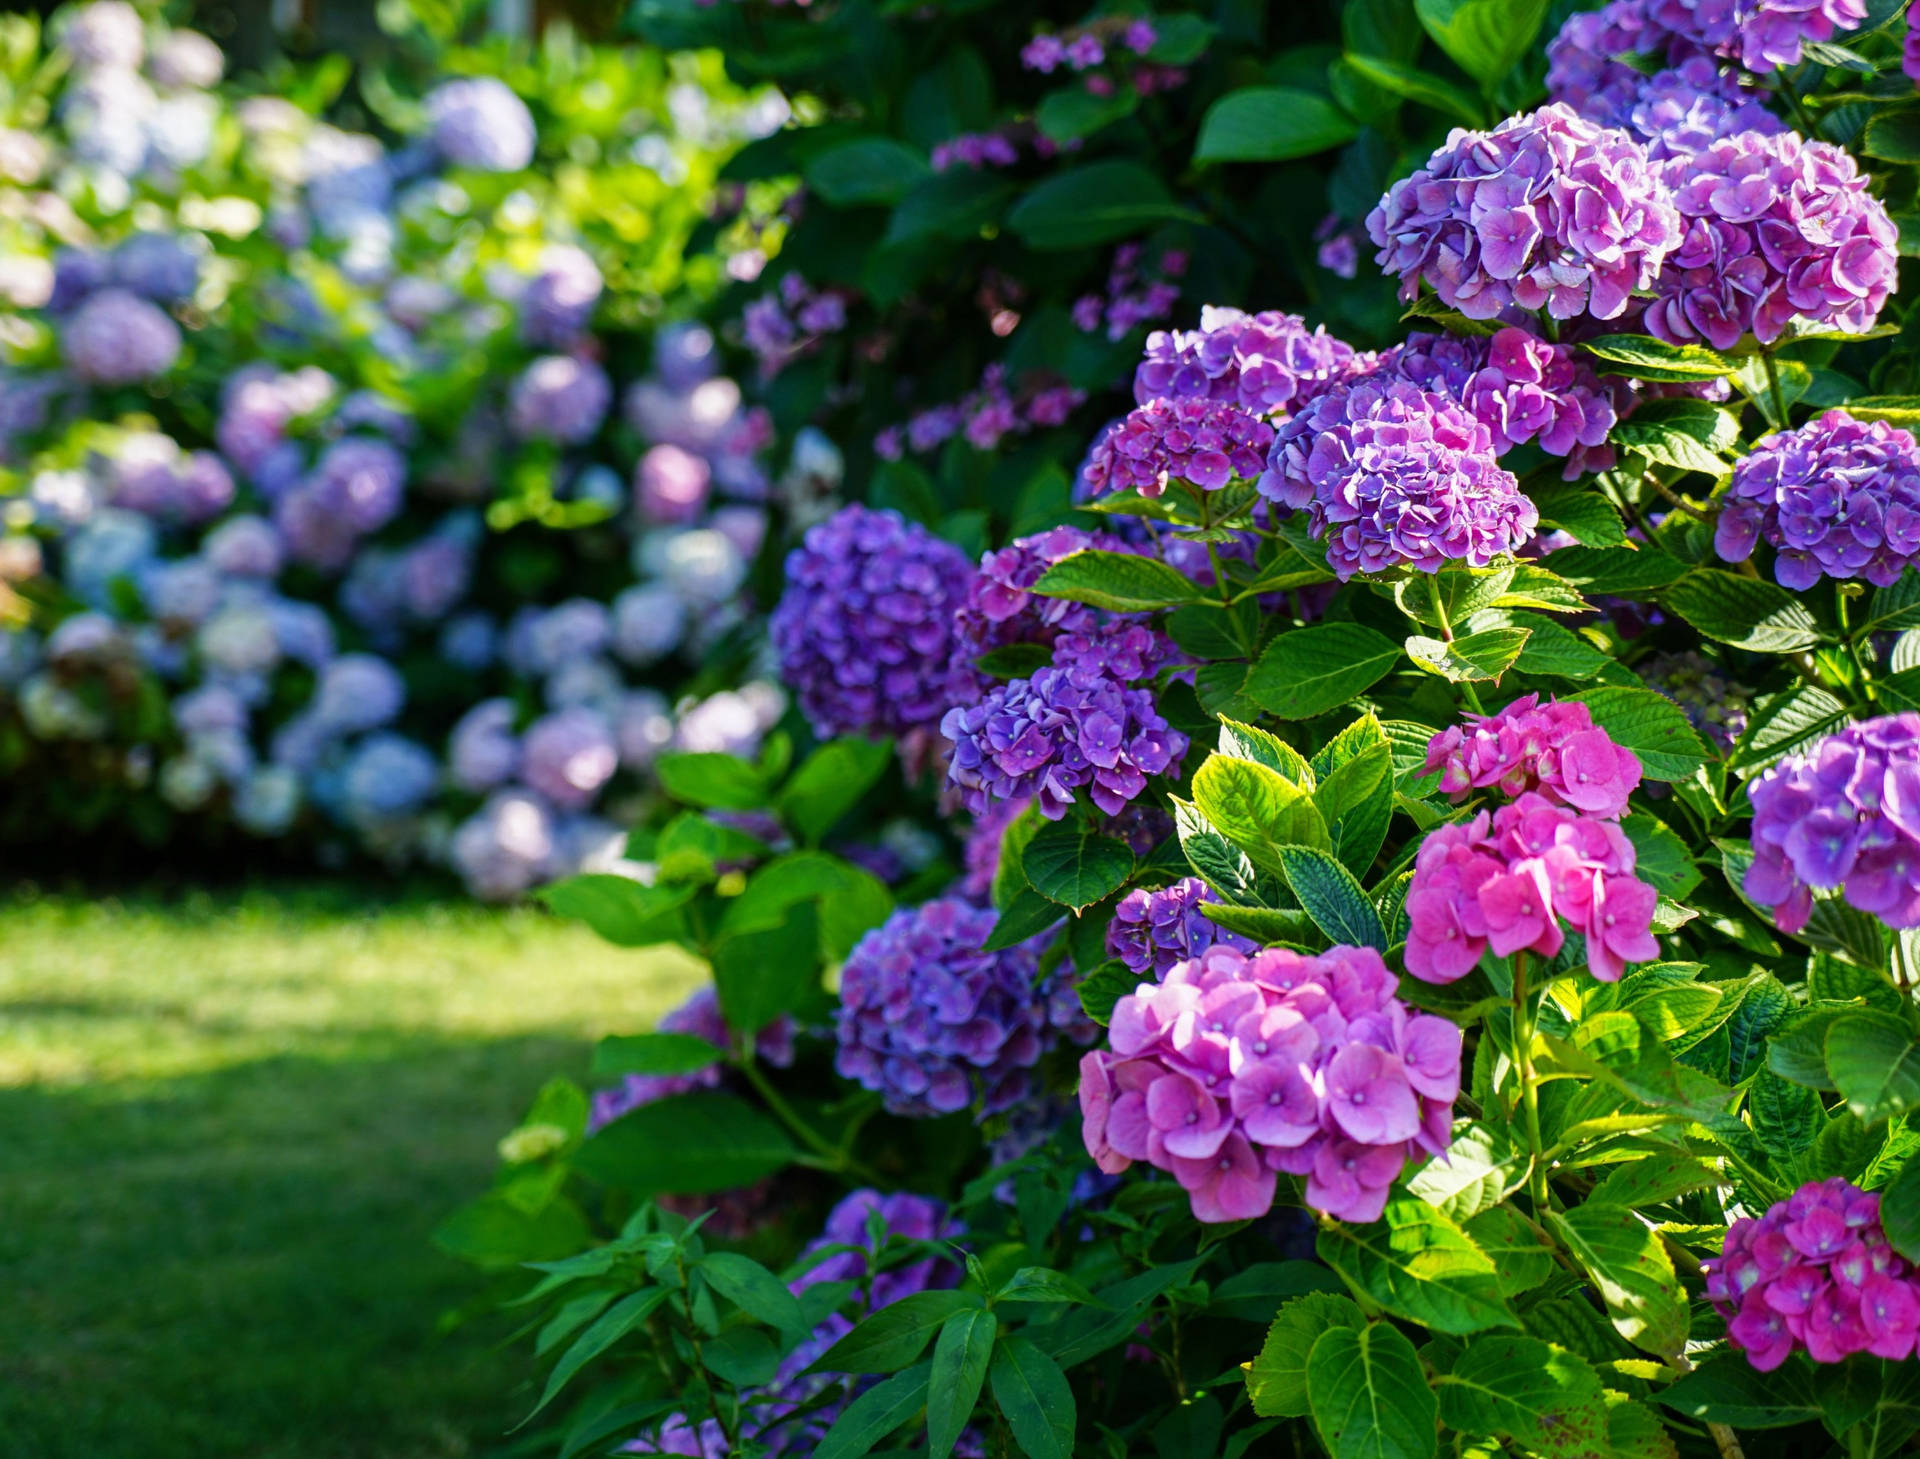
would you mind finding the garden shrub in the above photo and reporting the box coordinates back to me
[442,0,1920,1455]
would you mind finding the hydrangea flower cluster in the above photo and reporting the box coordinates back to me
[1707,1179,1919,1369]
[1080,396,1275,497]
[589,985,795,1132]
[1662,0,1867,73]
[741,273,853,378]
[1745,713,1920,933]
[834,897,1090,1117]
[1106,877,1256,978]
[1646,130,1896,350]
[61,288,182,385]
[1072,244,1185,342]
[1133,306,1366,416]
[1424,695,1644,818]
[1404,794,1661,983]
[424,77,536,173]
[1261,378,1539,579]
[1620,59,1785,160]
[1021,18,1157,73]
[1367,105,1682,322]
[770,504,977,743]
[1079,943,1461,1223]
[1645,651,1753,751]
[1715,411,1920,590]
[874,364,1086,461]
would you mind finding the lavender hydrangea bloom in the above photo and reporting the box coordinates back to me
[113,232,200,304]
[1107,877,1258,977]
[770,504,976,742]
[834,896,1088,1117]
[1746,713,1920,933]
[149,29,224,88]
[62,289,181,384]
[1656,0,1868,72]
[520,245,603,347]
[312,652,405,734]
[1622,60,1785,159]
[520,707,619,810]
[1080,397,1275,498]
[1646,130,1896,351]
[450,790,558,900]
[341,734,439,824]
[1645,650,1753,751]
[1133,307,1368,414]
[1716,410,1920,589]
[1909,1,1920,86]
[448,699,520,792]
[942,661,1188,820]
[508,354,611,444]
[1261,378,1539,579]
[63,2,145,71]
[425,77,536,172]
[1367,104,1681,323]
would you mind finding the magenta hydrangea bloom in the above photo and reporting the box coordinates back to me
[770,504,976,742]
[1107,877,1256,978]
[1368,105,1680,323]
[1716,411,1920,590]
[589,985,795,1132]
[1745,713,1920,934]
[1080,396,1274,498]
[1079,943,1460,1224]
[1260,378,1538,580]
[1132,306,1368,415]
[1645,131,1896,351]
[1424,694,1644,818]
[834,896,1089,1118]
[942,660,1187,820]
[1404,794,1660,983]
[1707,1179,1919,1370]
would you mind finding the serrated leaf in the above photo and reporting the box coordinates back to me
[1826,1012,1920,1124]
[1174,796,1266,904]
[1658,1356,1821,1429]
[1247,1292,1367,1418]
[1406,627,1530,682]
[1567,686,1714,781]
[1508,612,1611,680]
[1663,570,1825,653]
[1531,482,1626,547]
[1580,334,1740,382]
[1728,684,1849,776]
[1613,399,1738,475]
[1305,1321,1439,1459]
[984,888,1065,952]
[1246,623,1403,720]
[1031,549,1200,611]
[1317,1199,1519,1335]
[1546,544,1688,596]
[1547,1205,1687,1357]
[1465,1205,1557,1296]
[538,875,695,947]
[1220,716,1316,785]
[1621,815,1701,900]
[1076,958,1138,1027]
[1212,1262,1346,1325]
[1193,755,1332,874]
[1431,1335,1611,1458]
[1277,844,1388,950]
[1022,822,1134,911]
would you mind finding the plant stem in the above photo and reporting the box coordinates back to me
[1759,347,1789,428]
[1639,471,1712,524]
[1426,574,1484,715]
[1512,951,1549,1212]
[735,1051,881,1184]
[1838,586,1877,699]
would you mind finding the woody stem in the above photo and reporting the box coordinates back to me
[1512,950,1549,1212]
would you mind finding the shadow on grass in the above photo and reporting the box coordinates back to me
[0,1033,587,1459]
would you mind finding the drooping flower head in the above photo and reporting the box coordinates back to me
[1260,378,1538,579]
[1646,130,1896,351]
[1107,877,1257,978]
[1367,104,1682,323]
[770,504,976,742]
[1715,410,1920,590]
[1080,943,1460,1224]
[1746,713,1920,933]
[1133,306,1368,415]
[1079,396,1275,498]
[834,896,1089,1118]
[1404,794,1660,983]
[1707,1178,1918,1370]
[1424,694,1644,818]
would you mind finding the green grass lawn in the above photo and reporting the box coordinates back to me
[0,882,702,1459]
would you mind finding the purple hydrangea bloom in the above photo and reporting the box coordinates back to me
[425,77,536,172]
[312,652,405,734]
[450,790,557,901]
[1645,130,1896,351]
[508,354,611,444]
[1080,396,1275,498]
[770,504,976,743]
[610,583,687,666]
[61,288,181,384]
[1654,0,1868,72]
[834,896,1088,1117]
[520,244,603,348]
[942,660,1188,820]
[520,706,618,810]
[1620,59,1785,159]
[959,796,1030,900]
[1909,0,1920,86]
[112,232,200,303]
[1367,104,1681,323]
[448,698,520,793]
[1716,410,1920,589]
[1107,876,1257,978]
[634,444,711,525]
[1644,650,1753,751]
[1261,378,1539,579]
[1133,307,1368,415]
[1745,712,1920,933]
[589,985,795,1131]
[202,516,282,580]
[1547,2,1713,125]
[276,437,407,570]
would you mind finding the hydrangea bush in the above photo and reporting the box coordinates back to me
[432,3,1920,1456]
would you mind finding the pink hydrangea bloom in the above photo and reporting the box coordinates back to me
[1079,943,1460,1224]
[1424,694,1643,818]
[1404,794,1660,984]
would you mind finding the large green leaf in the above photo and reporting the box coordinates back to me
[574,1092,797,1195]
[538,875,693,947]
[1316,1199,1518,1335]
[1826,1012,1920,1124]
[1211,1262,1346,1325]
[1021,821,1134,911]
[1192,755,1332,874]
[1578,333,1740,382]
[815,1362,933,1459]
[712,903,821,1034]
[1246,1292,1367,1418]
[1884,1157,1920,1262]
[1728,684,1850,775]
[1340,52,1482,126]
[591,1032,724,1079]
[1612,398,1738,475]
[779,737,893,843]
[1658,1355,1822,1429]
[1663,570,1826,653]
[804,136,931,206]
[701,1251,808,1340]
[1414,0,1549,87]
[1566,686,1714,781]
[1246,624,1402,720]
[1195,86,1359,162]
[927,1309,997,1459]
[522,1286,670,1425]
[1547,1205,1687,1357]
[1006,163,1194,250]
[1030,549,1200,611]
[1313,741,1394,878]
[1406,628,1530,682]
[653,752,769,810]
[809,1290,981,1375]
[1305,1322,1439,1459]
[1431,1335,1610,1457]
[989,1337,1075,1459]
[885,170,1015,245]
[1277,844,1388,950]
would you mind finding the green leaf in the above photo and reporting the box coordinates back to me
[1222,717,1316,785]
[1546,1205,1687,1357]
[815,1361,933,1459]
[1464,1206,1557,1296]
[1663,570,1825,653]
[1508,613,1611,680]
[701,1251,808,1339]
[1035,86,1137,143]
[1545,544,1687,597]
[1211,1262,1346,1325]
[1195,86,1359,163]
[1621,816,1700,900]
[1340,52,1482,126]
[1566,686,1714,781]
[1406,1120,1524,1220]
[1414,0,1547,86]
[590,1032,724,1079]
[885,169,1015,245]
[996,1266,1103,1307]
[779,738,893,844]
[1864,109,1920,163]
[809,1290,980,1375]
[1590,1153,1724,1209]
[1612,398,1738,475]
[574,1092,797,1195]
[1728,684,1850,775]
[538,875,693,947]
[1030,549,1200,611]
[1006,162,1194,250]
[1316,1199,1519,1335]
[927,1308,997,1459]
[1579,333,1740,382]
[1021,822,1134,911]
[983,888,1065,952]
[1884,1157,1920,1262]
[1305,1321,1439,1459]
[1859,570,1920,636]
[1246,624,1402,720]
[1272,844,1384,949]
[1246,1292,1367,1418]
[1193,755,1332,874]
[1658,1355,1822,1429]
[1826,1012,1920,1124]
[1314,741,1394,877]
[521,1287,670,1426]
[654,752,768,810]
[804,136,931,206]
[1406,627,1530,682]
[1033,1259,1201,1368]
[1530,482,1626,548]
[701,1327,779,1387]
[1174,797,1265,905]
[989,1337,1075,1459]
[1431,1335,1610,1458]
[1074,958,1138,1027]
